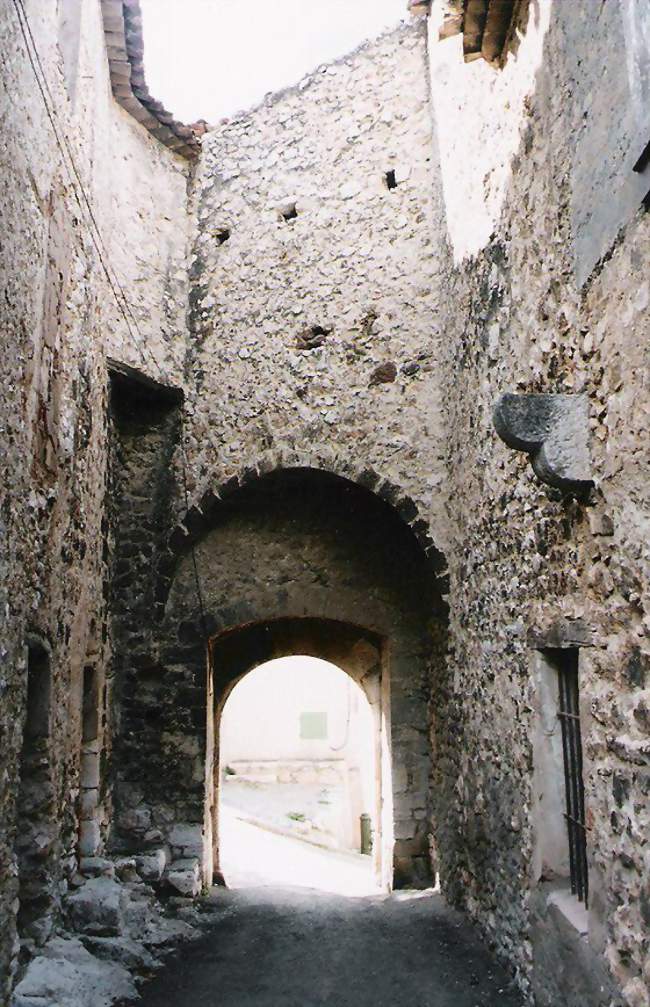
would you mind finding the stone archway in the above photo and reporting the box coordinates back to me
[209,617,390,889]
[112,466,447,892]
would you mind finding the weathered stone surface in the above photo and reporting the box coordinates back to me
[11,937,135,1007]
[79,858,116,879]
[66,879,126,937]
[136,849,168,882]
[493,393,592,492]
[1,2,648,1006]
[165,858,201,897]
[0,0,189,995]
[168,825,204,860]
[82,935,160,973]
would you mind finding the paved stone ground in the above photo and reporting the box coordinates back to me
[134,885,523,1007]
[222,778,351,849]
[220,806,376,895]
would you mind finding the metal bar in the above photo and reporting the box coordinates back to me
[564,660,580,906]
[566,657,588,905]
[563,813,588,829]
[571,662,589,907]
[557,662,578,896]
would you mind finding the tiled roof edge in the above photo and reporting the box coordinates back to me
[414,0,520,66]
[101,0,204,161]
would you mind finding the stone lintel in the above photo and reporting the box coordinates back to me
[526,618,598,651]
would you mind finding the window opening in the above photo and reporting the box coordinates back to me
[299,711,328,740]
[552,648,588,906]
[216,228,230,245]
[82,666,99,742]
[24,641,52,742]
[17,640,54,939]
[385,170,397,190]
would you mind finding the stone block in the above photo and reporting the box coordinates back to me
[78,821,102,858]
[82,935,159,973]
[114,858,140,883]
[12,936,135,1006]
[118,805,152,835]
[79,788,99,817]
[168,823,203,858]
[67,878,126,937]
[135,848,168,882]
[79,857,115,879]
[493,393,592,493]
[165,858,201,897]
[80,752,100,790]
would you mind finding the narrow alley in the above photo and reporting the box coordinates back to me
[134,884,522,1007]
[131,808,520,1006]
[2,2,649,1006]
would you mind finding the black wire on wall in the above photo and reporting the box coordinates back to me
[9,0,209,643]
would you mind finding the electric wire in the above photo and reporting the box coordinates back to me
[11,0,164,382]
[10,0,210,642]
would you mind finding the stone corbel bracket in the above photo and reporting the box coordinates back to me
[493,393,593,494]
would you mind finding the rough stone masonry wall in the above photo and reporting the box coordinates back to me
[156,470,444,888]
[184,21,450,545]
[175,17,454,892]
[0,0,189,997]
[426,2,650,1004]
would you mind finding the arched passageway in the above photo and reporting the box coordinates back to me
[113,467,447,891]
[218,654,378,893]
[211,622,387,888]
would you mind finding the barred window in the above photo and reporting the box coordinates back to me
[549,648,589,905]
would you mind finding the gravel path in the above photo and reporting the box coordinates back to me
[136,885,523,1007]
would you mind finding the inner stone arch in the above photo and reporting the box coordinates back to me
[212,623,386,890]
[113,467,447,891]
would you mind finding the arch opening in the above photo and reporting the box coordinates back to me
[112,467,447,896]
[208,618,393,893]
[218,655,381,896]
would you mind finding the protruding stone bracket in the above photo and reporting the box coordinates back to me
[493,393,593,494]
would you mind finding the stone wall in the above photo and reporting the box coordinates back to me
[426,1,650,1003]
[1,2,648,1005]
[183,21,450,545]
[118,469,446,889]
[0,0,189,996]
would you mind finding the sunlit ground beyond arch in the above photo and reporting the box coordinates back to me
[219,656,381,896]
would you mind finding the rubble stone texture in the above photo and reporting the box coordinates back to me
[0,1,648,1006]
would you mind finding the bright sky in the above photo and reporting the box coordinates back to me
[140,0,408,124]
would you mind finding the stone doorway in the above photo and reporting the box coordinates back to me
[113,466,447,895]
[209,619,391,891]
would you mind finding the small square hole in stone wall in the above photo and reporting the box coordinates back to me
[385,170,397,190]
[280,203,298,222]
[216,228,230,245]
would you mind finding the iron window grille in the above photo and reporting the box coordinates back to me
[554,648,589,906]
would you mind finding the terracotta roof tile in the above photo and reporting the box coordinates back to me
[100,0,202,160]
[412,0,520,66]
